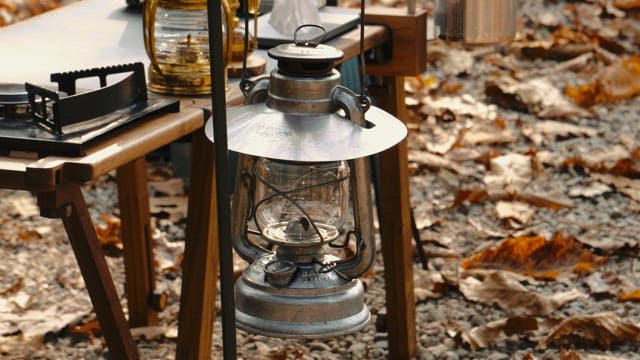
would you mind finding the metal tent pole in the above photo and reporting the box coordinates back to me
[206,0,237,358]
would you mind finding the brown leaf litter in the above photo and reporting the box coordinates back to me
[94,214,122,249]
[461,232,607,280]
[485,76,593,118]
[566,56,640,107]
[542,312,640,350]
[459,270,587,316]
[460,312,640,351]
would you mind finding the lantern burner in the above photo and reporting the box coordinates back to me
[262,221,339,245]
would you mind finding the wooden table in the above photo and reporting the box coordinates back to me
[0,108,206,359]
[0,0,419,358]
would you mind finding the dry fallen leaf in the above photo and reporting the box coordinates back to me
[413,268,447,302]
[591,173,640,201]
[566,56,640,107]
[516,191,574,211]
[95,214,122,248]
[404,74,438,95]
[573,3,604,31]
[441,48,474,77]
[576,231,639,252]
[452,186,573,211]
[0,277,22,297]
[152,230,185,274]
[10,195,39,218]
[485,76,593,118]
[563,145,631,173]
[460,121,517,147]
[541,312,640,350]
[536,150,567,168]
[69,319,101,340]
[461,316,539,350]
[568,182,612,198]
[583,271,636,297]
[468,217,510,238]
[421,94,498,122]
[484,153,533,195]
[495,201,536,228]
[618,289,640,302]
[459,270,587,316]
[1,292,92,338]
[412,122,465,155]
[461,318,510,350]
[521,120,599,146]
[408,150,475,176]
[614,0,640,9]
[452,187,490,208]
[461,232,607,279]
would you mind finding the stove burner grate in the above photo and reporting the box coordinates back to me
[0,63,180,157]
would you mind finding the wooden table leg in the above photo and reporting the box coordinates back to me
[176,129,219,359]
[38,184,138,359]
[117,157,158,327]
[370,75,417,359]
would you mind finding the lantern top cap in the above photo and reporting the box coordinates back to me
[268,25,343,64]
[268,43,344,63]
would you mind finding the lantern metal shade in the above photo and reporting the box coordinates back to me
[204,102,407,162]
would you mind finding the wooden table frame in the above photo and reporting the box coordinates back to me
[0,109,205,359]
[0,3,421,359]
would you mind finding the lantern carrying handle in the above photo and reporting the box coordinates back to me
[293,24,327,47]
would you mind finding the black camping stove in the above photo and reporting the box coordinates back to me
[0,63,179,157]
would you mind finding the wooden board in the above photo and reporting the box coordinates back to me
[365,6,427,76]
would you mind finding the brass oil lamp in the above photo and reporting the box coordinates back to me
[206,27,407,337]
[143,0,233,95]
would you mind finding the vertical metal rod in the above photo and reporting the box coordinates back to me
[358,0,368,104]
[206,0,237,358]
[407,0,416,14]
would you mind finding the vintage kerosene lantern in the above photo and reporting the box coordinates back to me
[205,26,407,337]
[143,0,233,94]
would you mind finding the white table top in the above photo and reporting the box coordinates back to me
[0,0,147,85]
